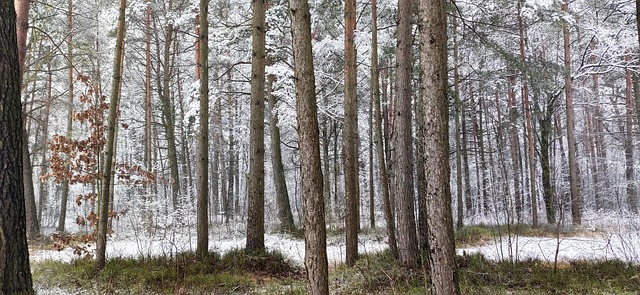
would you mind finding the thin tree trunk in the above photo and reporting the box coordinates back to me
[452,5,463,229]
[37,64,52,229]
[625,55,637,213]
[95,0,126,270]
[371,0,397,256]
[195,0,209,258]
[517,3,537,226]
[58,0,74,233]
[562,0,581,224]
[507,76,523,221]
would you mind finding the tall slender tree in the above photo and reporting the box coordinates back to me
[58,0,74,233]
[196,0,209,258]
[289,0,329,291]
[418,0,460,293]
[247,0,267,252]
[0,0,33,291]
[343,0,359,266]
[562,0,581,225]
[371,0,397,257]
[96,0,127,270]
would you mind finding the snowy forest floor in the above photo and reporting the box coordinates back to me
[29,211,640,294]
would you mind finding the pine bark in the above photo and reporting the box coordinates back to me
[0,0,34,291]
[196,0,209,258]
[418,0,460,292]
[343,0,359,266]
[395,0,419,266]
[247,0,266,252]
[288,0,329,291]
[96,0,126,270]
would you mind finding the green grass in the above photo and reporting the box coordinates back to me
[32,249,303,294]
[330,251,640,294]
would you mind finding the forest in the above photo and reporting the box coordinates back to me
[2,0,640,293]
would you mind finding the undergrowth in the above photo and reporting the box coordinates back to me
[332,251,640,294]
[32,249,304,294]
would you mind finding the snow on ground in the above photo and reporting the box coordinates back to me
[30,226,388,268]
[30,211,640,267]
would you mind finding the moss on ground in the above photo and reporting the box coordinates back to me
[32,249,303,294]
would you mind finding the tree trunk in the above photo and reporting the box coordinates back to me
[247,0,266,252]
[268,75,295,232]
[196,0,209,258]
[1,1,34,291]
[625,56,637,213]
[507,76,523,221]
[562,0,581,225]
[371,0,397,256]
[289,0,329,291]
[538,93,557,224]
[343,0,359,266]
[96,0,126,270]
[452,4,464,229]
[58,0,74,233]
[517,3,538,226]
[395,0,418,267]
[418,0,460,292]
[37,65,52,230]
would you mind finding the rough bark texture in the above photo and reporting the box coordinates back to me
[417,0,460,293]
[371,0,397,257]
[394,0,419,267]
[562,0,581,225]
[288,0,329,291]
[507,76,523,221]
[343,0,359,267]
[247,0,266,252]
[267,75,295,232]
[96,0,126,270]
[196,0,209,258]
[0,1,34,291]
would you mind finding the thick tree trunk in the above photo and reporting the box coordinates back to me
[418,0,460,292]
[247,0,266,252]
[0,1,34,291]
[288,0,329,291]
[562,0,581,225]
[95,0,126,270]
[343,0,359,266]
[196,0,209,258]
[395,0,418,267]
